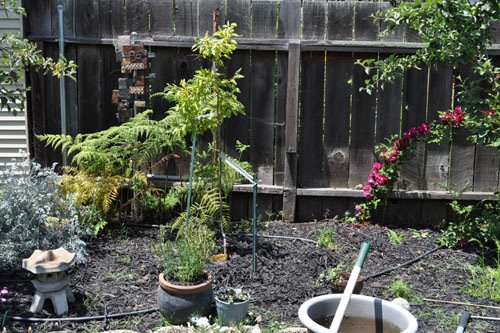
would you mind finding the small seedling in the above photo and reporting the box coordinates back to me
[410,228,430,239]
[387,280,414,300]
[316,224,337,249]
[387,229,405,245]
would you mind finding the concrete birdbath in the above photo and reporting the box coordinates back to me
[22,247,76,315]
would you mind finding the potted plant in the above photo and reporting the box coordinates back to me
[215,287,250,326]
[316,260,364,294]
[152,224,216,324]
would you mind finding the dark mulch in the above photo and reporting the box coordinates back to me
[2,221,500,332]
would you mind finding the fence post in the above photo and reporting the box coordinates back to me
[283,40,301,222]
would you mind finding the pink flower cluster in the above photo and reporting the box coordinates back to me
[363,121,430,201]
[381,122,430,163]
[440,106,464,128]
[1,286,7,302]
[481,107,496,116]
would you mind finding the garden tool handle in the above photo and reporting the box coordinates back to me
[330,241,370,333]
[455,311,470,333]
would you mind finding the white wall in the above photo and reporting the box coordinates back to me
[0,9,29,167]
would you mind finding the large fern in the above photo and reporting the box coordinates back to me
[37,110,186,176]
[171,182,230,237]
[37,111,186,224]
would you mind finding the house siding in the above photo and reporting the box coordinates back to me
[0,10,29,167]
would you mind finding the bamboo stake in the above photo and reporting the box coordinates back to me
[423,298,500,310]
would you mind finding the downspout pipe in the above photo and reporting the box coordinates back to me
[57,3,67,166]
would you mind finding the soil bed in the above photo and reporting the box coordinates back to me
[1,221,499,332]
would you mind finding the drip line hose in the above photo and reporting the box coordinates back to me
[7,307,158,323]
[363,245,443,281]
[245,233,319,245]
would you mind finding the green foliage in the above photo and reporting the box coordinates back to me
[153,224,216,282]
[0,1,77,114]
[154,23,244,138]
[463,240,500,301]
[195,140,252,198]
[358,0,500,147]
[216,288,250,304]
[387,229,405,245]
[171,181,230,236]
[387,280,414,301]
[153,23,247,246]
[316,260,348,287]
[38,110,184,176]
[354,0,500,222]
[37,110,185,222]
[316,224,337,249]
[0,159,91,270]
[438,193,500,248]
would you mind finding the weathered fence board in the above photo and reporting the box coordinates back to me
[77,45,104,133]
[324,52,352,188]
[354,2,380,41]
[75,0,100,39]
[149,0,174,37]
[474,146,500,191]
[399,67,428,190]
[349,53,377,188]
[226,0,251,38]
[252,0,277,39]
[426,65,453,190]
[249,50,276,184]
[328,2,354,41]
[302,0,326,40]
[376,54,402,146]
[23,0,500,226]
[100,0,126,38]
[298,51,325,188]
[274,51,288,186]
[277,0,301,39]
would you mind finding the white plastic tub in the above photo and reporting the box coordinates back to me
[298,294,418,333]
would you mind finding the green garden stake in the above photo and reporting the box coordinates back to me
[330,241,371,332]
[185,133,197,230]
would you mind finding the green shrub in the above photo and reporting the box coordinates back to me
[463,240,500,301]
[0,160,91,269]
[438,194,500,248]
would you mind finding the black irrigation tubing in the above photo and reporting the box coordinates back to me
[245,233,319,245]
[7,307,159,323]
[363,245,443,281]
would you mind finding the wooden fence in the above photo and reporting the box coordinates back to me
[23,0,500,226]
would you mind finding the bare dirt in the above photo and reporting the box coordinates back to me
[1,221,499,332]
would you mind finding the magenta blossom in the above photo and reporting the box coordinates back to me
[362,185,372,200]
[1,286,7,302]
[373,162,383,171]
[441,106,464,128]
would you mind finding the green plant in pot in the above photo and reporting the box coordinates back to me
[316,259,364,294]
[153,224,216,324]
[215,287,250,326]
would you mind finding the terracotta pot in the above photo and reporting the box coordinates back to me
[157,272,214,324]
[328,273,364,294]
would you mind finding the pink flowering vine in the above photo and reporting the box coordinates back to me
[355,121,431,221]
[354,107,467,222]
[440,105,464,128]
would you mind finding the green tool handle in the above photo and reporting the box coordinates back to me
[354,241,371,268]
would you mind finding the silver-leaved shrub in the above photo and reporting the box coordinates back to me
[0,158,91,270]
